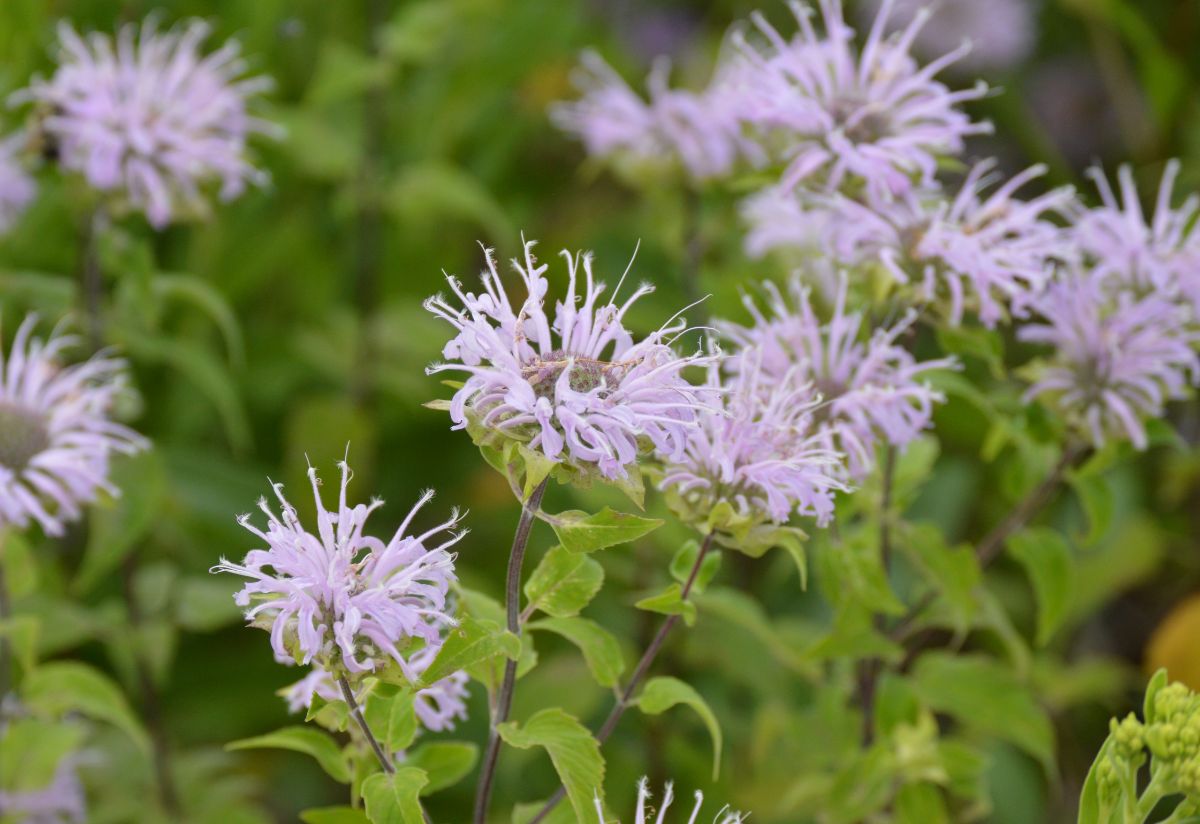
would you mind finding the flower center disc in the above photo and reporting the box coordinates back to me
[524,351,615,400]
[0,401,51,472]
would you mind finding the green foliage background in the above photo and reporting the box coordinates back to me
[4,0,1200,821]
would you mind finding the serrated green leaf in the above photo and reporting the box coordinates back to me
[529,616,625,688]
[418,615,520,688]
[497,708,605,823]
[406,741,478,795]
[228,726,350,783]
[523,546,604,619]
[635,583,696,626]
[550,508,662,553]
[362,767,429,824]
[910,653,1054,773]
[634,676,722,779]
[75,450,166,593]
[1007,528,1073,646]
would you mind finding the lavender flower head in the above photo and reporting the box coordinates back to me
[213,461,463,682]
[552,52,747,183]
[425,239,712,482]
[659,348,846,528]
[0,755,86,824]
[596,778,748,824]
[284,645,469,733]
[1018,272,1200,449]
[722,0,990,199]
[1073,161,1200,311]
[819,162,1074,325]
[14,18,276,228]
[722,276,954,479]
[0,315,147,536]
[0,134,36,234]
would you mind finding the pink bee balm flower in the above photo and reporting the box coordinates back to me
[0,315,147,536]
[425,239,713,481]
[722,277,955,479]
[1073,161,1200,314]
[856,0,1037,73]
[14,18,276,228]
[596,778,748,824]
[723,0,990,199]
[0,134,36,234]
[552,51,748,183]
[1018,271,1200,449]
[659,348,846,527]
[821,162,1074,325]
[213,462,462,682]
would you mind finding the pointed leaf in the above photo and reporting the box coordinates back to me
[1007,528,1073,646]
[75,450,166,593]
[23,662,149,753]
[528,616,625,688]
[551,508,662,553]
[228,726,350,783]
[635,583,696,626]
[417,615,520,688]
[362,767,429,824]
[406,741,478,795]
[496,709,605,822]
[523,546,604,619]
[634,676,722,778]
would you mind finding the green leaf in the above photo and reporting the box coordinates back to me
[153,273,245,366]
[1076,738,1112,824]
[669,541,721,595]
[1144,668,1169,725]
[417,615,520,688]
[523,546,604,619]
[75,449,166,593]
[897,522,980,633]
[1068,472,1113,546]
[550,508,662,553]
[895,783,950,824]
[635,583,696,626]
[517,444,556,501]
[361,767,429,824]
[363,684,419,753]
[0,530,37,597]
[0,717,86,790]
[528,616,625,688]
[175,576,243,632]
[910,653,1055,773]
[634,676,722,779]
[936,325,1002,378]
[1007,528,1073,646]
[228,726,350,783]
[696,587,808,674]
[0,615,38,674]
[497,709,605,822]
[300,808,372,824]
[306,40,390,106]
[406,742,478,795]
[23,662,150,752]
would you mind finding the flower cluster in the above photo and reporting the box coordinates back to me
[777,162,1075,326]
[551,51,748,183]
[14,18,276,228]
[425,239,712,482]
[213,462,462,683]
[1018,272,1198,450]
[723,0,991,199]
[658,348,846,528]
[721,276,954,479]
[0,134,36,235]
[0,315,147,536]
[597,778,748,824]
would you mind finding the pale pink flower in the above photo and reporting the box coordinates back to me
[14,18,276,227]
[856,0,1037,73]
[0,315,146,536]
[722,276,954,478]
[213,462,462,682]
[425,239,713,481]
[0,133,35,234]
[722,0,990,199]
[596,778,748,824]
